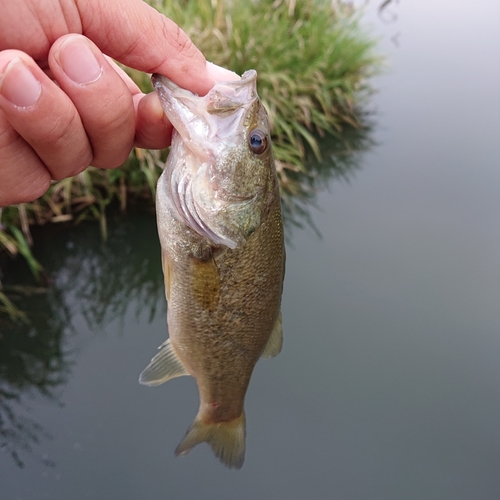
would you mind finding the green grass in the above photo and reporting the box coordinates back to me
[0,0,379,318]
[142,0,379,190]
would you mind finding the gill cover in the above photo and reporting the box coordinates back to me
[153,70,267,248]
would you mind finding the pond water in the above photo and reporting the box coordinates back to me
[2,1,500,498]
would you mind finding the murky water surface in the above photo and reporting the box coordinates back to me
[1,1,500,498]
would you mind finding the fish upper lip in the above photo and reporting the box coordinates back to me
[152,69,258,152]
[152,70,257,96]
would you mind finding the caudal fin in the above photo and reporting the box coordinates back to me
[175,413,246,469]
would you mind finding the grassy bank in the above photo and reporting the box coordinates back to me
[0,0,379,314]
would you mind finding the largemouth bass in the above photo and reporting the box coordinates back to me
[139,68,285,469]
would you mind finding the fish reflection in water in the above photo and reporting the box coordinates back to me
[139,65,285,469]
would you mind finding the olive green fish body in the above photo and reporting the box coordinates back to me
[165,187,283,421]
[140,70,284,469]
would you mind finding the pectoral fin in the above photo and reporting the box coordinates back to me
[139,339,189,386]
[261,311,283,358]
[190,254,220,311]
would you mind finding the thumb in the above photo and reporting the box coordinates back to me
[77,0,215,96]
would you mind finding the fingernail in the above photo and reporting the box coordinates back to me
[59,37,102,85]
[0,57,42,108]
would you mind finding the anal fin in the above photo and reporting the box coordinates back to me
[139,339,189,386]
[261,310,283,358]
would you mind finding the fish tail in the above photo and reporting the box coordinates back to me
[175,413,246,469]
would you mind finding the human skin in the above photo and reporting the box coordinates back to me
[0,0,217,207]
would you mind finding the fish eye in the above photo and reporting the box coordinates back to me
[248,129,268,155]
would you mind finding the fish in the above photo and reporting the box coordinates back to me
[139,68,285,469]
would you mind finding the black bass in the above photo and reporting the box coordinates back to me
[139,67,285,469]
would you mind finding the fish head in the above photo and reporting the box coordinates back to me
[153,70,276,249]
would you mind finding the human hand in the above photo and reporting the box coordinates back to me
[0,0,217,207]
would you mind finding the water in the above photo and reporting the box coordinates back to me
[1,1,500,498]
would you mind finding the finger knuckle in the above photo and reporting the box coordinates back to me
[41,103,81,149]
[0,119,19,152]
[162,20,197,60]
[0,113,52,205]
[173,25,193,54]
[15,171,51,204]
[97,91,130,130]
[89,90,134,167]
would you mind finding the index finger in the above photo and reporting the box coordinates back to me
[75,0,216,96]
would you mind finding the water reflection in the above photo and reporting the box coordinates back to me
[281,121,374,234]
[0,214,164,467]
[51,215,164,329]
[0,124,372,468]
[0,287,69,468]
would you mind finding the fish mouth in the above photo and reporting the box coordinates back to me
[154,69,263,248]
[152,69,257,101]
[152,70,258,158]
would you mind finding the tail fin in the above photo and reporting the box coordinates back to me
[175,413,246,469]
